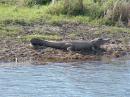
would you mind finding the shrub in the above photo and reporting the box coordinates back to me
[47,0,107,17]
[47,0,85,15]
[0,0,16,5]
[64,0,84,15]
[105,0,130,25]
[0,0,51,6]
[24,0,51,7]
[46,1,64,15]
[85,3,104,19]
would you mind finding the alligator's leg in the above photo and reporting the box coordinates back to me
[67,46,73,52]
[65,43,73,52]
[65,43,73,60]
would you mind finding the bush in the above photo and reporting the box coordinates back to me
[0,0,51,6]
[64,0,84,15]
[85,3,104,19]
[24,0,51,7]
[47,0,107,17]
[35,0,130,26]
[105,0,130,25]
[47,1,65,15]
[0,0,16,5]
[47,0,85,16]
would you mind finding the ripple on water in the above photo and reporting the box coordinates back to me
[0,60,130,97]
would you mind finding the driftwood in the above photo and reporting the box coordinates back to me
[31,38,110,52]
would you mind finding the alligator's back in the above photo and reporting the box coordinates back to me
[31,38,110,51]
[31,38,69,50]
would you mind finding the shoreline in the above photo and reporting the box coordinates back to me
[0,23,130,64]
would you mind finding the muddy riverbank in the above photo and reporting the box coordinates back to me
[1,23,130,64]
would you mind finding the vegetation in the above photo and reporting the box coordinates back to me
[24,0,51,7]
[0,0,130,26]
[0,0,130,40]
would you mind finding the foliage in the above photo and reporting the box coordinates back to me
[24,0,51,7]
[0,0,52,6]
[105,0,130,26]
[22,34,61,42]
[0,0,130,26]
[47,0,85,15]
[0,0,16,5]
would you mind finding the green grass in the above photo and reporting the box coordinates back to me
[0,2,130,42]
[104,27,130,34]
[21,34,62,42]
[0,0,129,25]
[0,4,108,26]
[0,24,22,37]
[0,5,47,23]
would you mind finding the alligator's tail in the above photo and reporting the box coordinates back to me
[30,38,48,47]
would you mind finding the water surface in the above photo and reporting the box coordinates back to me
[0,59,130,97]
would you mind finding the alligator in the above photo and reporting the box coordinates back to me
[30,38,110,52]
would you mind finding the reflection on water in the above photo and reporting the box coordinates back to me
[0,60,130,97]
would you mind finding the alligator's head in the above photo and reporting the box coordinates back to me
[91,38,110,47]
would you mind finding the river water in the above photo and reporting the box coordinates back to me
[0,58,130,97]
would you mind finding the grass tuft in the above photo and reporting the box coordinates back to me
[21,34,62,42]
